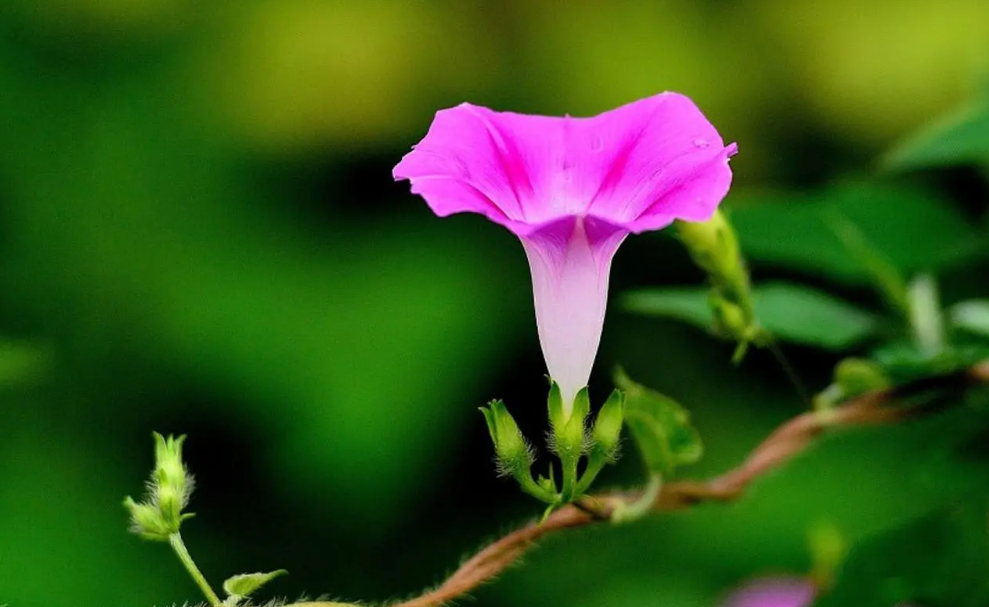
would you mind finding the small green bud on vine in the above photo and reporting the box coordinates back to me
[124,432,195,540]
[480,400,533,477]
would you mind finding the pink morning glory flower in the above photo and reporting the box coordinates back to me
[723,578,816,607]
[723,576,920,607]
[394,93,736,412]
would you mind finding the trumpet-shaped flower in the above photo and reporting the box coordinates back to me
[394,93,736,411]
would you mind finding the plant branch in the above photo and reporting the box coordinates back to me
[287,359,989,607]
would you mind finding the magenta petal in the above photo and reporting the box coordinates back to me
[394,93,735,233]
[393,103,560,235]
[723,578,816,607]
[574,94,737,231]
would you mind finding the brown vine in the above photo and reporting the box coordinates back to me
[287,359,989,607]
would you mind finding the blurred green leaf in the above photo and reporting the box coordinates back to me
[623,288,712,331]
[0,53,525,530]
[871,341,989,383]
[950,300,989,339]
[729,184,981,284]
[624,282,882,350]
[814,504,989,607]
[614,370,702,477]
[883,96,989,171]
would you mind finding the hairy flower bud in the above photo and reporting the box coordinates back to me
[124,432,195,540]
[480,400,533,477]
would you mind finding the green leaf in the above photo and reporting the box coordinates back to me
[623,287,713,331]
[729,183,981,284]
[871,340,989,383]
[883,96,989,171]
[222,570,287,605]
[813,504,989,607]
[614,370,702,477]
[949,300,989,339]
[624,282,882,351]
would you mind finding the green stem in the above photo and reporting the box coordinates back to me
[610,474,663,524]
[907,273,945,356]
[573,455,608,497]
[169,532,221,606]
[822,209,911,319]
[558,451,580,503]
[515,470,560,505]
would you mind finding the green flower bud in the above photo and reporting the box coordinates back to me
[155,433,188,486]
[834,358,890,397]
[152,433,193,525]
[124,432,195,540]
[480,400,533,477]
[676,210,743,287]
[678,210,758,329]
[590,389,625,461]
[676,210,731,267]
[711,296,749,339]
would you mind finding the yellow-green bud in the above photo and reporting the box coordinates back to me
[711,297,749,338]
[678,210,755,320]
[124,432,195,540]
[677,211,729,265]
[676,210,741,278]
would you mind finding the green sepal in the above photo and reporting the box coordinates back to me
[573,389,626,497]
[546,383,590,503]
[615,369,702,478]
[222,570,288,606]
[590,389,625,462]
[122,496,172,541]
[547,381,565,433]
[536,472,556,495]
[548,385,589,456]
[479,400,532,477]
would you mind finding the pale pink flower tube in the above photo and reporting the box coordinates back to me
[394,93,736,411]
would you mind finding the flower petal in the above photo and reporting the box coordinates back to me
[395,94,734,236]
[569,92,737,231]
[521,216,628,408]
[722,577,815,607]
[393,103,564,234]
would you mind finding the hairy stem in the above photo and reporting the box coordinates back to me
[169,532,221,606]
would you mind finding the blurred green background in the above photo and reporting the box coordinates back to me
[1,1,988,606]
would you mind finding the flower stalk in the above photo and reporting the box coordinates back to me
[170,532,222,606]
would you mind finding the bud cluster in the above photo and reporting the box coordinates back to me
[480,383,625,508]
[123,433,195,541]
